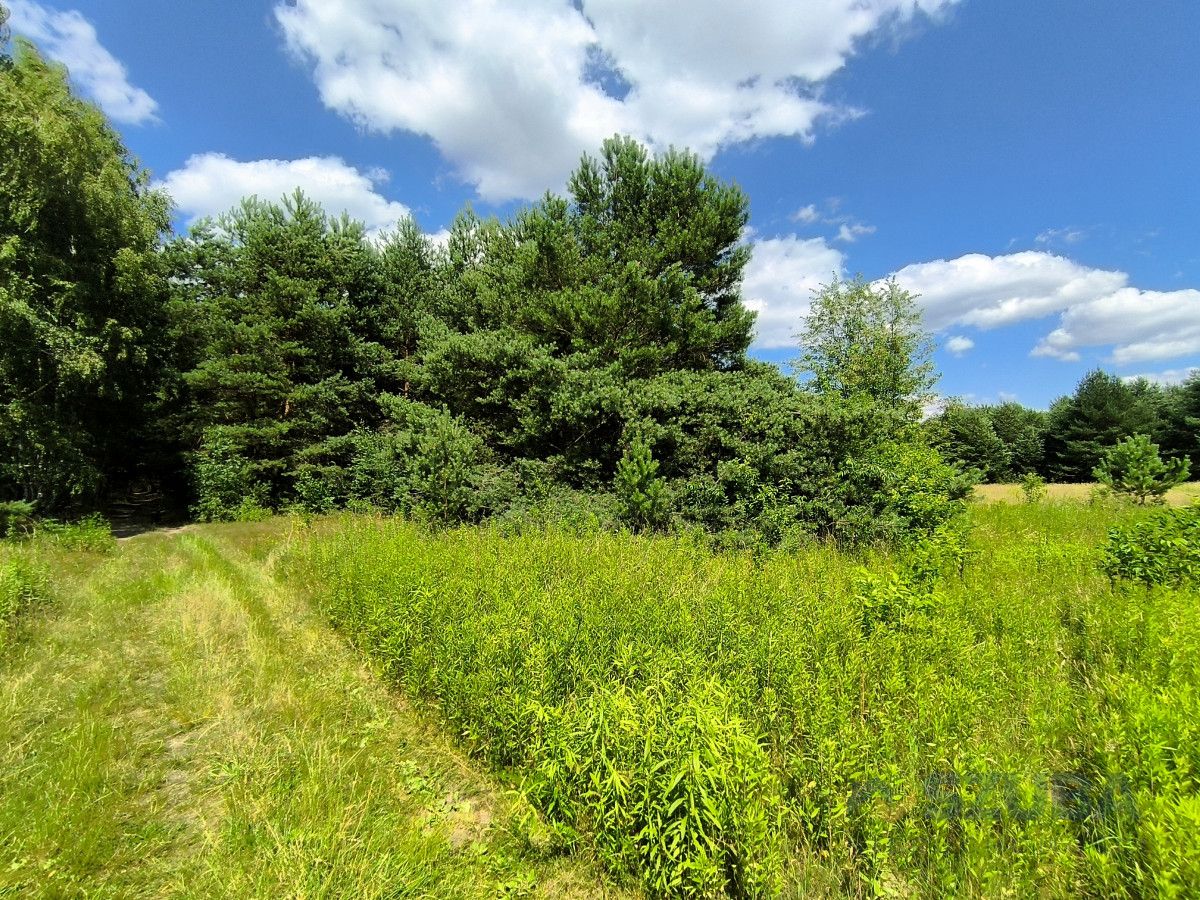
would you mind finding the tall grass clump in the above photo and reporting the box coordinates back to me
[0,550,49,652]
[289,501,1200,897]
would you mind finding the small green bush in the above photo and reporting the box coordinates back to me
[1093,433,1190,505]
[1100,503,1200,587]
[192,430,272,522]
[0,500,35,538]
[1019,473,1047,503]
[33,514,116,552]
[347,397,502,524]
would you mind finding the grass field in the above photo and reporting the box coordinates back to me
[2,501,1198,897]
[973,481,1200,505]
[0,525,618,899]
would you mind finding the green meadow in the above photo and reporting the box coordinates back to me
[3,499,1198,898]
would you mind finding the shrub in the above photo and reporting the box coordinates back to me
[1093,433,1190,505]
[0,500,35,538]
[1019,473,1047,503]
[348,397,501,524]
[1100,503,1200,587]
[192,430,272,522]
[33,514,116,552]
[615,438,669,532]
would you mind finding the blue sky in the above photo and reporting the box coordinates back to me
[7,0,1199,408]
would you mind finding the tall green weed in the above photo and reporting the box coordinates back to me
[288,502,1200,897]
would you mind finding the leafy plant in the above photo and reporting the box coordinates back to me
[1100,503,1200,587]
[0,554,48,650]
[1093,433,1190,505]
[1019,473,1047,503]
[0,500,34,538]
[33,514,115,552]
[615,438,668,532]
[191,430,272,522]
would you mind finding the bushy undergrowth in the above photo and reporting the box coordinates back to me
[30,514,116,552]
[289,503,1200,897]
[1101,502,1200,587]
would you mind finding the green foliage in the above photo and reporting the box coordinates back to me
[851,440,975,544]
[1046,370,1164,481]
[32,514,115,552]
[1019,472,1047,503]
[0,500,33,538]
[1101,503,1200,587]
[289,502,1200,897]
[983,402,1047,476]
[796,276,936,423]
[930,402,1011,482]
[0,36,170,509]
[346,397,503,524]
[191,429,272,522]
[167,191,383,510]
[615,438,668,531]
[1093,433,1190,505]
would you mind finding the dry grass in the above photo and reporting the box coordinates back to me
[973,481,1200,505]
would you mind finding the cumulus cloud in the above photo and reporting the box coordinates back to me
[275,0,958,200]
[6,0,158,124]
[945,335,974,356]
[1033,287,1200,364]
[157,154,412,239]
[888,250,1200,364]
[742,235,845,349]
[890,252,1128,331]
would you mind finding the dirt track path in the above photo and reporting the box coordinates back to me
[0,523,619,898]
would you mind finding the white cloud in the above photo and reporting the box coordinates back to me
[1122,368,1199,387]
[890,251,1128,331]
[1033,287,1200,364]
[742,235,845,349]
[275,0,958,201]
[887,250,1200,364]
[836,222,876,243]
[157,154,412,239]
[6,0,158,124]
[945,335,974,356]
[791,204,820,224]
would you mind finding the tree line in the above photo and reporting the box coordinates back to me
[1,22,1193,545]
[929,370,1200,484]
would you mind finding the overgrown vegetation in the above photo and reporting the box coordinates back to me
[0,549,47,651]
[1102,503,1200,587]
[286,502,1200,897]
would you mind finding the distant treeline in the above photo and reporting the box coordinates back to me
[928,371,1200,483]
[1,28,1193,546]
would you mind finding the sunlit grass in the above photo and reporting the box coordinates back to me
[974,480,1200,505]
[0,524,618,899]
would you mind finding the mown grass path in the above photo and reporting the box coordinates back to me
[0,523,618,899]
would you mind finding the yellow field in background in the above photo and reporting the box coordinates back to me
[974,482,1200,505]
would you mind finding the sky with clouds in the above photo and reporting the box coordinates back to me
[6,0,1198,407]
